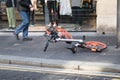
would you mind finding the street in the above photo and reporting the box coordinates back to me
[0,63,119,80]
[0,69,116,80]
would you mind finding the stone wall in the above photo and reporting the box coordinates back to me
[96,0,117,34]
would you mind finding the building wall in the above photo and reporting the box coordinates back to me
[97,0,117,34]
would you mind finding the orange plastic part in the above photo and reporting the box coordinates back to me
[85,41,107,52]
[45,27,73,39]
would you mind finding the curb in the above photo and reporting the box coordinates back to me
[0,31,116,36]
[0,55,120,73]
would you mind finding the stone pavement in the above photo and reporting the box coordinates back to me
[0,23,96,32]
[0,31,120,75]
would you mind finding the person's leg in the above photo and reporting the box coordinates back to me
[6,8,12,28]
[47,1,53,26]
[31,10,35,26]
[23,11,30,38]
[72,7,77,24]
[52,1,58,27]
[14,11,27,40]
[10,7,16,28]
[15,11,29,35]
[53,11,58,26]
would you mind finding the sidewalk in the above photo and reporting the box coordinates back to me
[0,23,96,32]
[0,31,120,74]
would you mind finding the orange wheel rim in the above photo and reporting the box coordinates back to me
[85,41,107,49]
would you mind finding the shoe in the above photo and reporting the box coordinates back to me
[23,37,33,41]
[9,27,16,30]
[12,27,16,29]
[9,27,11,29]
[48,23,52,27]
[13,32,19,40]
[30,24,34,27]
[53,24,57,27]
